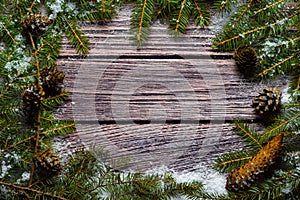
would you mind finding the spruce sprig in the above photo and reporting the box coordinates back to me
[209,170,300,200]
[192,0,210,27]
[232,119,263,150]
[169,0,192,35]
[261,106,300,140]
[212,0,299,81]
[214,149,257,173]
[130,0,154,47]
[1,1,208,199]
[215,103,299,198]
[130,0,211,46]
[212,0,239,15]
[57,16,90,55]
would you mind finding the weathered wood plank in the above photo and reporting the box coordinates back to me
[54,6,288,172]
[57,57,264,121]
[74,123,247,171]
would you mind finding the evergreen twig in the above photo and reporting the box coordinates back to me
[0,181,68,200]
[258,51,300,77]
[233,120,263,150]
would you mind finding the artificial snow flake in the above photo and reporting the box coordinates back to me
[21,172,30,181]
[65,2,76,12]
[98,189,111,199]
[145,164,227,197]
[0,165,12,179]
[14,34,25,42]
[238,33,245,38]
[48,0,65,19]
[4,56,32,80]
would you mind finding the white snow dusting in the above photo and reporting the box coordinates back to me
[281,85,291,104]
[65,2,76,13]
[52,137,74,164]
[48,0,65,19]
[173,164,227,195]
[0,151,21,179]
[145,164,227,199]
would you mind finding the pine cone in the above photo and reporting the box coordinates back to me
[34,149,61,175]
[226,132,284,191]
[233,45,258,78]
[251,87,282,115]
[24,14,50,37]
[40,66,65,96]
[22,84,45,107]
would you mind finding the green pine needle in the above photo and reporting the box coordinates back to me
[233,120,263,150]
[261,107,300,140]
[213,149,257,173]
[212,0,238,16]
[58,16,90,55]
[130,0,154,47]
[191,0,210,27]
[169,0,192,35]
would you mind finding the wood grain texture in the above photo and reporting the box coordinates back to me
[55,6,289,171]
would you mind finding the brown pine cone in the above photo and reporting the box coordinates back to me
[226,132,284,191]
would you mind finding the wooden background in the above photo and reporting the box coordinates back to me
[55,6,289,172]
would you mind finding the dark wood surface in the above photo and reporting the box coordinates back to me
[55,6,289,171]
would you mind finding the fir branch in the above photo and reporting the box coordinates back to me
[258,51,300,78]
[212,0,238,15]
[74,0,115,21]
[262,112,300,139]
[155,0,175,20]
[158,179,205,199]
[0,104,23,117]
[0,181,68,200]
[231,170,299,200]
[130,0,154,47]
[233,120,263,150]
[210,170,300,200]
[0,24,17,46]
[214,149,256,173]
[58,16,90,55]
[169,0,191,34]
[268,35,300,49]
[41,122,76,138]
[36,33,62,67]
[253,0,285,16]
[191,0,210,27]
[28,58,42,187]
[0,81,18,101]
[0,69,25,101]
[283,103,300,108]
[41,93,69,109]
[288,64,300,100]
[4,135,35,151]
[214,13,297,48]
[232,0,253,27]
[224,0,255,34]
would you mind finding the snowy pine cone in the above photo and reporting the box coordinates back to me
[40,66,65,96]
[24,14,50,37]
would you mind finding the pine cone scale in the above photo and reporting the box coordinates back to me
[24,14,50,37]
[233,45,258,79]
[35,149,61,176]
[251,87,282,115]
